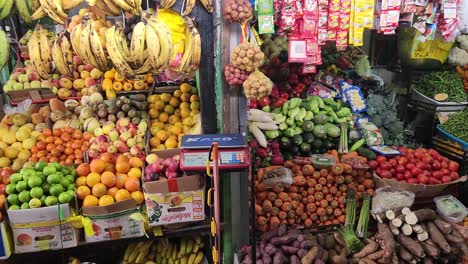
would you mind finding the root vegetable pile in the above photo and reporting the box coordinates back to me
[231,42,265,72]
[222,0,253,23]
[254,156,375,231]
[243,70,273,100]
[224,64,250,86]
[368,147,461,185]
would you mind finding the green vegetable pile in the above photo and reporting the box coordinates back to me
[412,71,467,102]
[264,96,353,160]
[440,108,468,142]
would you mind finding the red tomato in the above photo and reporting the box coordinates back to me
[396,173,405,181]
[448,161,459,172]
[368,160,378,169]
[417,174,429,184]
[432,171,443,179]
[441,161,448,168]
[404,171,412,180]
[415,162,425,170]
[376,156,387,163]
[432,161,441,170]
[396,165,405,173]
[441,168,450,175]
[422,155,432,164]
[398,157,408,165]
[449,171,459,181]
[380,170,392,179]
[407,178,419,184]
[441,176,452,183]
[406,163,416,170]
[410,167,422,177]
[0,184,5,195]
[380,162,392,170]
[389,159,398,166]
[429,177,442,184]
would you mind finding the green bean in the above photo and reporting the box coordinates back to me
[413,71,467,102]
[441,108,468,142]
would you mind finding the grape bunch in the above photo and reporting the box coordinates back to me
[230,42,265,72]
[224,64,250,86]
[243,71,272,99]
[223,0,253,23]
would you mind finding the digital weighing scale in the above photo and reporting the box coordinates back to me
[179,134,249,171]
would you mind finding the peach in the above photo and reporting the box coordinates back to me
[77,65,86,73]
[73,71,80,80]
[57,88,71,98]
[28,72,40,81]
[59,78,72,89]
[90,68,102,79]
[80,70,90,80]
[84,77,96,88]
[71,15,81,24]
[73,55,83,67]
[73,79,85,90]
[84,64,94,72]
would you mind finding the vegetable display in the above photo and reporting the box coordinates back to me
[412,71,467,103]
[440,108,468,142]
[369,146,461,185]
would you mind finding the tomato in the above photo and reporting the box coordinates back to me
[417,174,429,184]
[389,159,397,166]
[440,168,450,175]
[380,161,392,170]
[410,167,422,177]
[415,162,425,170]
[379,170,392,179]
[432,161,441,170]
[448,161,459,172]
[397,157,408,165]
[441,176,452,183]
[441,161,448,168]
[376,156,387,163]
[396,173,405,181]
[414,150,423,159]
[396,165,405,173]
[422,155,432,164]
[449,171,459,181]
[429,178,442,184]
[407,152,415,159]
[368,160,378,169]
[405,163,415,170]
[432,171,443,179]
[404,171,412,180]
[407,178,419,184]
[0,184,6,195]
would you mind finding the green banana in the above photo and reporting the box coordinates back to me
[14,0,33,24]
[0,29,9,70]
[0,0,14,19]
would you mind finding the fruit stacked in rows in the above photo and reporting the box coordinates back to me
[67,9,112,36]
[0,113,49,171]
[30,128,92,166]
[148,83,201,151]
[75,154,144,207]
[102,69,154,93]
[6,162,77,210]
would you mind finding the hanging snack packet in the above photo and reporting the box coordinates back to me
[257,0,275,33]
[343,86,367,113]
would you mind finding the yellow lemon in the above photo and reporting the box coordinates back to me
[158,112,169,123]
[156,130,169,141]
[164,138,178,149]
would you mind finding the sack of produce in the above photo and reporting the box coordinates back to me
[243,70,273,99]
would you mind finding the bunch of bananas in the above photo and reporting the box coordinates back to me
[0,0,36,22]
[178,0,213,15]
[51,33,74,76]
[31,0,84,24]
[0,29,9,70]
[177,17,201,74]
[70,19,109,71]
[28,25,54,79]
[122,236,205,264]
[86,0,142,16]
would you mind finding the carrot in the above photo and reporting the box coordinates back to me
[272,184,285,193]
[334,208,342,216]
[326,175,335,184]
[263,200,272,212]
[315,184,323,191]
[332,219,339,225]
[338,196,346,205]
[256,191,267,201]
[304,218,313,227]
[325,194,333,202]
[326,206,333,215]
[315,192,324,201]
[278,211,287,219]
[291,200,299,209]
[274,199,283,207]
[256,168,265,181]
[302,164,315,175]
[307,195,315,203]
[363,179,374,189]
[267,192,277,201]
[307,187,315,195]
[357,176,365,183]
[301,213,308,220]
[280,219,287,225]
[331,164,344,176]
[288,210,295,219]
[330,200,339,208]
[347,182,355,190]
[316,207,326,216]
[312,171,321,179]
[358,169,365,177]
[329,186,338,194]
[269,216,280,229]
[338,215,346,223]
[257,216,267,225]
[320,200,328,208]
[335,175,345,184]
[357,184,365,192]
[270,207,280,216]
[257,224,267,232]
[311,213,319,221]
[345,175,353,183]
[338,184,347,192]
[315,201,320,206]
[255,204,264,215]
[306,203,317,213]
[301,190,308,197]
[351,170,358,177]
[292,165,302,174]
[319,169,328,177]
[284,160,295,168]
[318,177,327,185]
[255,182,268,192]
[320,215,328,222]
[322,187,329,195]
[288,185,299,193]
[294,176,307,186]
[364,171,372,179]
[325,220,333,225]
[296,207,304,215]
[278,192,289,202]
[288,193,300,201]
[281,202,292,211]
[301,198,307,204]
[307,178,317,187]
[341,163,353,174]
[341,151,358,160]
[287,218,295,225]
[366,189,375,196]
[329,149,339,161]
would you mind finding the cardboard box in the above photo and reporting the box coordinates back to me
[143,174,205,226]
[373,174,467,198]
[7,204,79,254]
[81,199,144,243]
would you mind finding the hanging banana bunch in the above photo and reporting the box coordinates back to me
[31,0,85,24]
[51,33,74,77]
[86,0,141,16]
[177,17,201,73]
[200,0,213,13]
[70,19,109,71]
[0,0,14,19]
[0,29,10,70]
[28,25,54,80]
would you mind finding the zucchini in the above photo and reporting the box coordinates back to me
[357,147,377,160]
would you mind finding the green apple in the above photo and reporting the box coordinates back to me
[10,173,22,184]
[60,178,71,189]
[21,202,29,209]
[49,184,64,197]
[47,174,61,184]
[15,181,28,192]
[7,193,19,205]
[44,196,58,206]
[67,185,75,191]
[18,190,31,203]
[29,198,41,208]
[65,175,75,184]
[28,175,42,188]
[58,192,73,204]
[42,165,57,176]
[35,161,47,171]
[30,187,43,199]
[8,205,20,210]
[40,195,46,205]
[5,183,16,195]
[61,167,72,176]
[41,183,51,193]
[66,190,75,197]
[50,162,61,170]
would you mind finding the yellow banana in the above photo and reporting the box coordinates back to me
[100,0,122,15]
[194,236,201,245]
[38,0,65,23]
[171,244,179,260]
[130,22,146,67]
[193,252,203,264]
[63,0,84,9]
[60,34,73,65]
[30,6,47,20]
[15,0,33,24]
[147,18,173,70]
[145,21,160,70]
[188,254,196,264]
[39,28,52,72]
[178,238,187,258]
[185,240,194,256]
[115,27,133,62]
[124,242,137,261]
[89,19,108,70]
[85,0,96,6]
[160,0,176,9]
[128,249,139,263]
[94,0,120,15]
[80,20,99,68]
[181,0,195,16]
[200,0,213,13]
[190,26,201,72]
[0,0,14,19]
[191,243,200,254]
[105,26,135,77]
[180,256,188,264]
[70,23,84,59]
[0,29,10,70]
[29,27,49,79]
[110,0,134,12]
[52,38,72,76]
[135,248,150,264]
[177,26,193,73]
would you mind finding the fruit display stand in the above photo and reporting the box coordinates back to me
[6,88,56,106]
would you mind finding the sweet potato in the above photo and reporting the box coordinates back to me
[397,234,425,258]
[329,249,347,264]
[290,255,301,264]
[301,246,319,264]
[423,257,434,264]
[262,254,272,264]
[316,234,325,246]
[421,240,440,258]
[281,245,299,254]
[451,224,468,240]
[273,251,287,264]
[365,250,384,261]
[324,235,336,249]
[277,224,287,236]
[376,223,396,263]
[433,219,452,234]
[262,229,278,241]
[353,239,379,258]
[271,234,295,246]
[427,222,451,254]
[314,259,325,264]
[264,243,277,255]
[358,259,377,264]
[301,240,316,249]
[298,249,308,259]
[318,248,328,262]
[256,260,264,264]
[333,232,346,249]
[445,233,464,243]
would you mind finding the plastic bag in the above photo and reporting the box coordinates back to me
[3,99,31,115]
[261,167,293,187]
[371,187,415,214]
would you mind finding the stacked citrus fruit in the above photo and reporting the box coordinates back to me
[75,153,144,207]
[102,68,154,93]
[148,83,201,151]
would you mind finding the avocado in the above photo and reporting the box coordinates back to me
[302,133,315,144]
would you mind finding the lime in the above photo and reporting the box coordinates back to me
[61,166,72,176]
[29,198,41,208]
[66,190,75,197]
[49,184,64,197]
[60,178,70,189]
[30,187,43,199]
[35,160,47,171]
[44,196,58,206]
[43,165,57,176]
[18,190,31,203]
[58,192,73,204]
[65,175,75,183]
[8,205,20,210]
[40,195,46,205]
[7,193,19,205]
[21,168,35,181]
[47,174,61,184]
[5,183,16,195]
[10,173,22,184]
[21,202,29,209]
[50,162,61,170]
[41,183,51,193]
[15,181,28,192]
[28,175,42,188]
[67,185,75,191]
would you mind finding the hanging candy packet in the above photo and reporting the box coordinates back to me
[257,0,275,34]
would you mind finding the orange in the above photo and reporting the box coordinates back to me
[92,183,107,198]
[98,195,115,206]
[83,195,99,207]
[115,173,128,189]
[76,186,91,200]
[115,161,130,174]
[114,189,131,202]
[90,159,106,174]
[101,171,117,188]
[127,168,141,179]
[129,157,143,168]
[156,130,169,141]
[131,191,144,205]
[180,83,191,93]
[106,187,119,198]
[86,173,101,187]
[75,176,87,187]
[158,112,169,123]
[76,163,91,177]
[164,138,178,149]
[124,177,140,192]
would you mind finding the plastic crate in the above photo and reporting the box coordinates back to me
[432,126,468,175]
[410,88,468,112]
